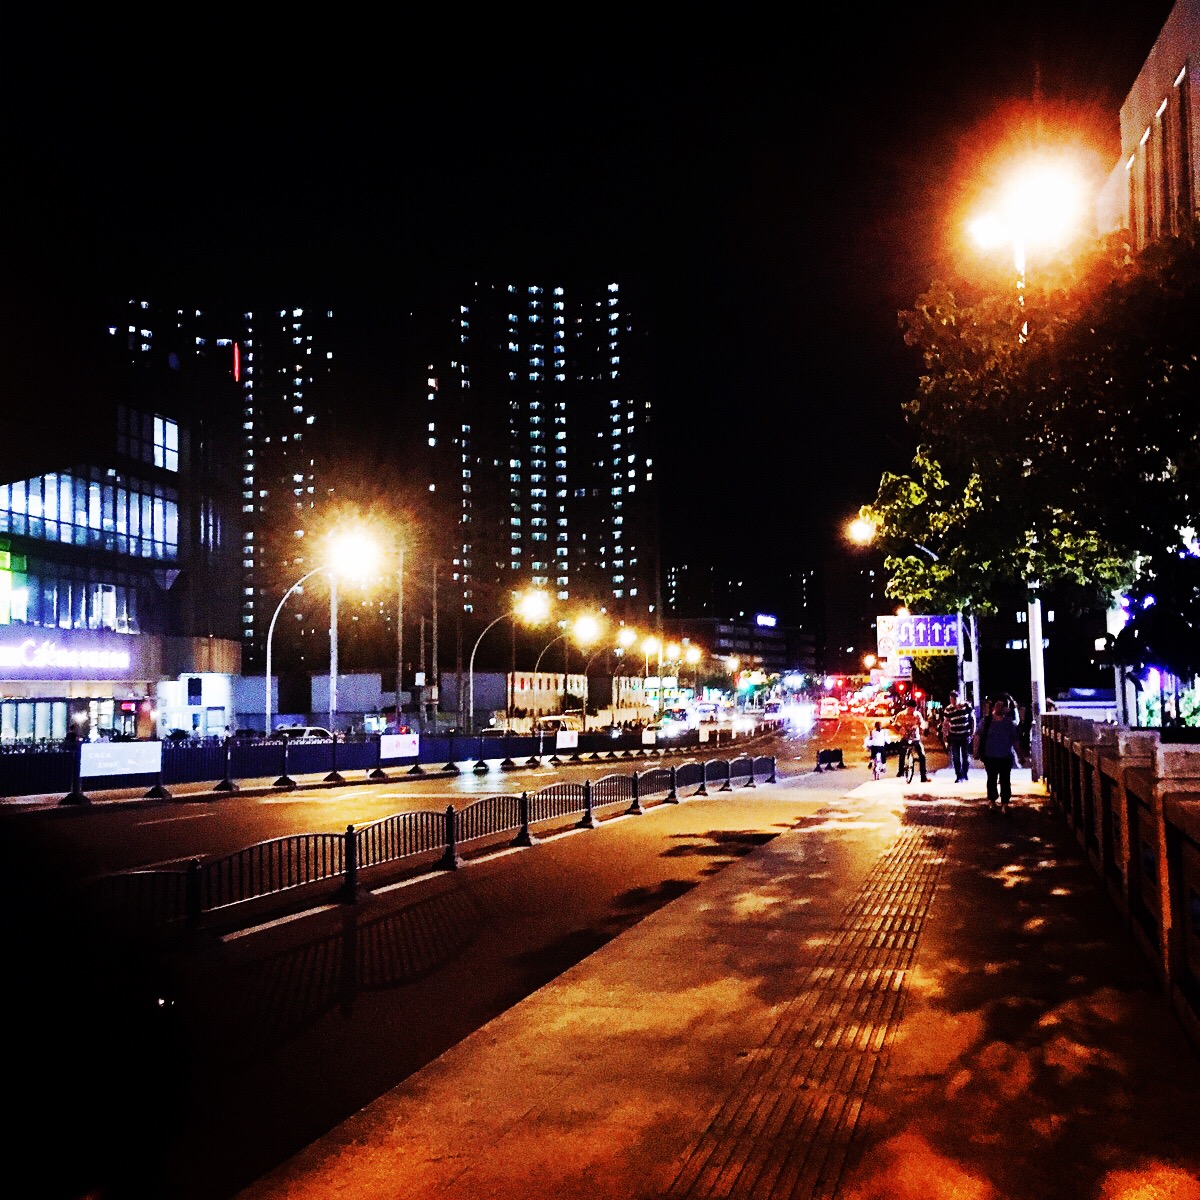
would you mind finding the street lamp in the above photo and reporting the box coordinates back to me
[605,626,639,723]
[533,613,603,715]
[467,591,550,733]
[969,157,1085,782]
[685,644,702,697]
[394,540,405,732]
[264,528,379,735]
[641,635,661,715]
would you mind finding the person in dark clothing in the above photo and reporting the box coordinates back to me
[976,695,1022,809]
[941,689,976,782]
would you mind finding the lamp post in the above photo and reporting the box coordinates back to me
[969,158,1083,782]
[395,541,404,731]
[604,626,638,726]
[534,614,601,716]
[264,531,379,737]
[582,632,622,731]
[467,591,550,733]
[641,636,661,716]
[265,565,326,736]
[685,644,702,698]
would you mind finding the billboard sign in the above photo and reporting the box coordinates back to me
[380,733,420,761]
[81,740,163,779]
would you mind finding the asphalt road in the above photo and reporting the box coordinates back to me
[6,718,926,1200]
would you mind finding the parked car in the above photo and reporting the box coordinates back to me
[532,715,583,735]
[274,725,334,740]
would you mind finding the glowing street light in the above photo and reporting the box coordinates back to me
[847,516,877,546]
[969,157,1086,290]
[969,154,1086,781]
[533,613,604,714]
[264,527,380,735]
[467,591,551,733]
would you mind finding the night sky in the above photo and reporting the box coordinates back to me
[3,4,1175,611]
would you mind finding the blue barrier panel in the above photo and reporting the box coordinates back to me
[286,740,340,776]
[231,739,288,781]
[162,742,226,785]
[337,740,376,772]
[419,735,452,765]
[0,747,74,798]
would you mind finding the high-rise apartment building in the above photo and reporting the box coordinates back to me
[236,305,338,672]
[422,280,658,625]
[112,300,341,675]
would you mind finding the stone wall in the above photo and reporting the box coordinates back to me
[1042,713,1200,1050]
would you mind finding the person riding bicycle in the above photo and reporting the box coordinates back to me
[864,721,890,777]
[892,698,929,782]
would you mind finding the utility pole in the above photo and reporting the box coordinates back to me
[395,544,404,730]
[455,610,464,728]
[429,563,439,726]
[417,615,426,732]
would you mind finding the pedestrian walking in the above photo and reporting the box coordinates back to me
[974,695,1022,810]
[892,698,929,782]
[941,689,976,782]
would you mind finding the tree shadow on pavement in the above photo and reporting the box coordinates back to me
[838,800,1200,1200]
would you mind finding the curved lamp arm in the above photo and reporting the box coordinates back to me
[265,565,327,734]
[467,611,515,734]
[533,631,568,675]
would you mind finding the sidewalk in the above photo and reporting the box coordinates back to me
[237,766,1200,1200]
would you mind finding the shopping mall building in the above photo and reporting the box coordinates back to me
[0,301,243,742]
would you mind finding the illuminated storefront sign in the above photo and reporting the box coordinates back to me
[0,635,134,673]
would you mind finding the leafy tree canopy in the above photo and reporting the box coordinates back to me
[864,225,1200,649]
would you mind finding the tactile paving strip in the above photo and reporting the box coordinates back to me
[665,807,957,1199]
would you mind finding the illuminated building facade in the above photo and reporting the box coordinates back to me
[234,305,338,673]
[1099,0,1199,246]
[422,280,659,624]
[0,302,242,740]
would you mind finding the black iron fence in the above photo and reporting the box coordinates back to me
[78,754,778,940]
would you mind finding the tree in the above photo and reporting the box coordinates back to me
[868,223,1200,688]
[862,232,1189,615]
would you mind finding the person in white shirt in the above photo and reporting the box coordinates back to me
[864,721,890,776]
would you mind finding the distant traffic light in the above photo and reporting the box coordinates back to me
[914,689,924,700]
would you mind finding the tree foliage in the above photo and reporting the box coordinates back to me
[863,225,1200,680]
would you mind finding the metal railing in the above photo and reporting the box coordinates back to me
[78,754,778,940]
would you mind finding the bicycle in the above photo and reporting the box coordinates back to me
[899,739,920,784]
[869,750,886,780]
